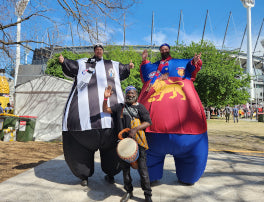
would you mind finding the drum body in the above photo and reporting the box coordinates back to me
[117,138,139,163]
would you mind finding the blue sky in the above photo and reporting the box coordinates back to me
[6,0,264,67]
[95,0,264,56]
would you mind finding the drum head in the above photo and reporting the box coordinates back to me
[117,138,138,158]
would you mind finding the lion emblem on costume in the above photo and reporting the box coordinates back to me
[148,79,186,102]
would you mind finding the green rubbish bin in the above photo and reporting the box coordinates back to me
[0,115,19,141]
[16,116,37,142]
[258,113,264,122]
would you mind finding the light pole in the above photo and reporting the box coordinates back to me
[14,0,29,87]
[241,0,255,105]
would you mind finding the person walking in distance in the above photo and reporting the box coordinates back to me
[233,105,239,123]
[224,104,231,123]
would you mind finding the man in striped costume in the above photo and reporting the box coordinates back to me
[59,44,134,186]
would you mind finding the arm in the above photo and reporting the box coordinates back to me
[118,63,131,81]
[190,52,202,81]
[140,49,151,67]
[59,54,79,78]
[129,121,151,138]
[140,50,159,84]
[118,59,134,81]
[103,85,113,114]
[141,49,150,65]
[128,104,152,137]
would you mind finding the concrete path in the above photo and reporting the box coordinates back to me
[0,151,263,202]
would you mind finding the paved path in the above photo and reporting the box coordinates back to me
[0,151,263,202]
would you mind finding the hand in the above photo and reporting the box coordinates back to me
[160,73,169,81]
[129,60,134,69]
[193,52,201,64]
[146,83,153,92]
[142,49,148,61]
[104,85,113,98]
[128,128,137,138]
[59,54,64,64]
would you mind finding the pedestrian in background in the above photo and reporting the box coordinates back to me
[4,103,13,114]
[0,103,3,114]
[233,106,239,123]
[223,104,231,123]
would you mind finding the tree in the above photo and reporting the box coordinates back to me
[0,0,52,70]
[56,0,137,44]
[174,41,250,107]
[0,0,137,74]
[45,46,144,91]
[103,46,143,91]
[140,42,250,107]
[46,42,250,107]
[45,50,90,79]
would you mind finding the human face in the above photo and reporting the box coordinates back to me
[125,90,138,104]
[160,46,170,60]
[94,47,104,59]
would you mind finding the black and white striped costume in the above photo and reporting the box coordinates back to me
[61,57,130,180]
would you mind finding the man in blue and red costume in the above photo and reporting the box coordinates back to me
[138,43,208,185]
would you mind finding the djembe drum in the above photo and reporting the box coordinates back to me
[117,128,139,169]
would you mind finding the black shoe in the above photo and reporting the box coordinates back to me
[178,180,194,186]
[120,192,133,202]
[145,195,152,202]
[104,175,115,184]
[80,179,88,186]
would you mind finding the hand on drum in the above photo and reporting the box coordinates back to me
[118,128,137,139]
[128,128,137,138]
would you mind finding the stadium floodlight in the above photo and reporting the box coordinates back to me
[14,0,29,87]
[241,0,255,103]
[241,0,255,8]
[15,0,29,17]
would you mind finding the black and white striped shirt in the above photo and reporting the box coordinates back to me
[62,57,130,131]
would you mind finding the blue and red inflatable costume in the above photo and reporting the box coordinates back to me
[138,51,208,184]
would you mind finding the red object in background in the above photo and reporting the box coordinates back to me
[19,115,37,118]
[20,121,26,126]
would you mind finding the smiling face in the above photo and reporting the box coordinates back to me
[125,90,138,104]
[94,47,104,59]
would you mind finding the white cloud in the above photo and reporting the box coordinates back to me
[143,32,167,46]
[142,27,225,47]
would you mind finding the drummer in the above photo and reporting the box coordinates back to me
[103,85,152,202]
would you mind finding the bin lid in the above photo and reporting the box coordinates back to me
[0,113,19,117]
